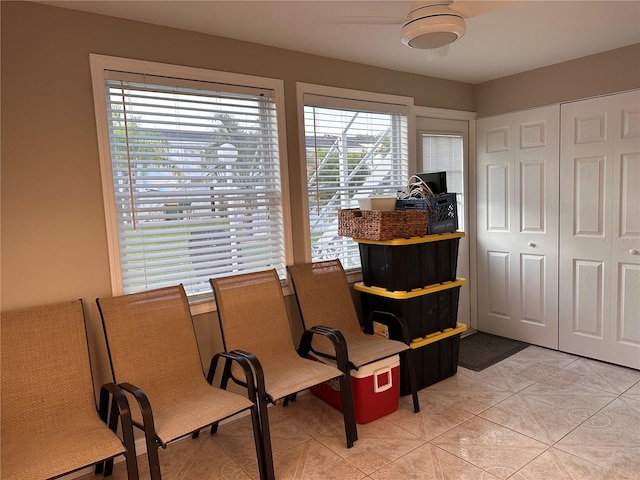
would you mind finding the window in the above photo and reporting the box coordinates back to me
[90,55,291,300]
[421,133,465,231]
[300,85,412,268]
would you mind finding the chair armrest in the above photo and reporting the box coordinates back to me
[97,383,138,476]
[299,326,351,375]
[366,310,412,345]
[99,382,132,431]
[116,382,165,447]
[208,350,267,404]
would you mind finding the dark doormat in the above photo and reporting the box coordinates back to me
[458,332,530,372]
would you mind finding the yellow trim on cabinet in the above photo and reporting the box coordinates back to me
[354,278,466,298]
[353,231,465,245]
[410,323,468,349]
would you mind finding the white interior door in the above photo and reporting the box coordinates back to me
[559,90,640,369]
[477,105,559,348]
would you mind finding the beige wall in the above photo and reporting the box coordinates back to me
[474,43,640,117]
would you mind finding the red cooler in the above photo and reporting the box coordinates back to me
[309,354,400,424]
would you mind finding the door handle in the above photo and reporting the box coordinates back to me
[631,249,639,255]
[528,242,536,248]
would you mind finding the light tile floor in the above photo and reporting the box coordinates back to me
[94,346,640,480]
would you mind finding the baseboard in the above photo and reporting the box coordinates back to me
[460,327,477,338]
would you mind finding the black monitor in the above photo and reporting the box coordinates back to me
[417,171,447,195]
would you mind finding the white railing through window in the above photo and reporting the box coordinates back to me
[304,102,409,268]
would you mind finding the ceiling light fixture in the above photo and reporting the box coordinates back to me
[401,3,466,49]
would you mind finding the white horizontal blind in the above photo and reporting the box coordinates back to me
[103,73,285,297]
[304,100,408,268]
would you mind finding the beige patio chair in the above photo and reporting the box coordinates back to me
[288,259,420,413]
[96,285,274,480]
[1,299,138,480]
[209,269,358,457]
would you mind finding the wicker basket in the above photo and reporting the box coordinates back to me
[338,209,427,241]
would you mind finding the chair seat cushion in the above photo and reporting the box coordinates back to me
[313,333,409,369]
[261,355,343,402]
[127,378,255,445]
[1,421,124,480]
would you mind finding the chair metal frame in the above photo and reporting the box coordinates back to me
[97,285,275,480]
[210,269,359,461]
[97,383,139,480]
[288,259,421,413]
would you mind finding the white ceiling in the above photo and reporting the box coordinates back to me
[37,0,640,84]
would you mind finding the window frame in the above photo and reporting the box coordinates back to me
[296,82,416,267]
[90,54,293,312]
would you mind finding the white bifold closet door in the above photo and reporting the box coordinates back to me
[477,105,560,348]
[559,90,640,369]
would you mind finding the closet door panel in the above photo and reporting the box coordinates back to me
[477,105,558,348]
[560,90,640,369]
[487,250,511,318]
[616,263,640,342]
[573,259,605,337]
[487,164,510,231]
[515,106,559,347]
[478,116,519,337]
[609,92,640,368]
[520,161,545,232]
[618,152,640,237]
[560,98,613,361]
[520,253,545,325]
[574,156,606,236]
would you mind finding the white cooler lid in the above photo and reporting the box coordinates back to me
[309,353,400,378]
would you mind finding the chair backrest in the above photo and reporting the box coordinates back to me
[287,260,364,340]
[1,300,98,440]
[97,285,205,395]
[211,269,296,367]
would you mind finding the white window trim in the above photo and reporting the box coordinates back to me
[296,82,416,264]
[414,106,476,122]
[90,54,293,314]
